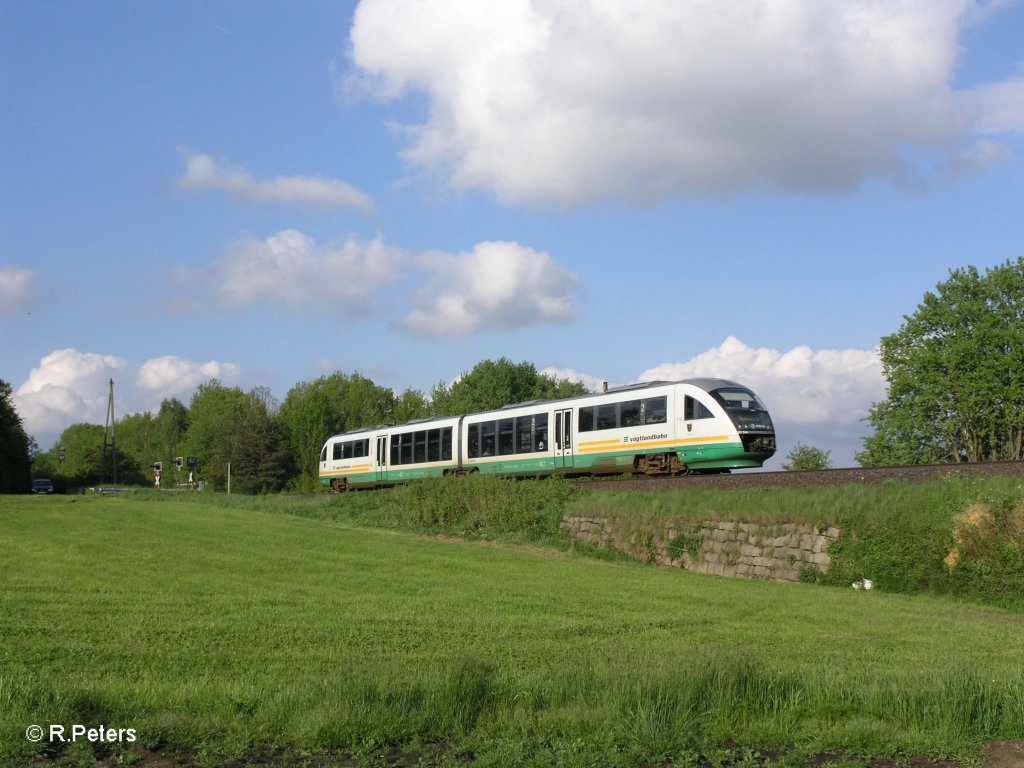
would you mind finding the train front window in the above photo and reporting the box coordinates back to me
[710,389,774,432]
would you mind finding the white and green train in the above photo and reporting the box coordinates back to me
[319,378,776,491]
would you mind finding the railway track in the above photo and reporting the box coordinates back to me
[574,460,1024,492]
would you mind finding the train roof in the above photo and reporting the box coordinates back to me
[325,378,754,441]
[481,377,748,413]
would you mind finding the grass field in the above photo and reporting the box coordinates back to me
[2,492,1023,767]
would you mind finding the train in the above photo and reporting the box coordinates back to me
[318,378,776,490]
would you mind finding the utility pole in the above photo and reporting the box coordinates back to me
[102,378,117,485]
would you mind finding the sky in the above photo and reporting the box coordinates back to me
[2,0,1023,468]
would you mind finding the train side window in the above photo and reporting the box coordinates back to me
[535,414,548,451]
[644,396,667,423]
[401,432,414,465]
[516,415,533,453]
[685,396,714,420]
[333,442,342,461]
[359,439,369,457]
[442,427,453,460]
[498,418,514,455]
[427,428,440,462]
[620,400,642,427]
[481,421,496,456]
[390,436,401,465]
[414,430,427,463]
[320,445,328,463]
[579,407,594,432]
[597,404,617,430]
[468,424,480,458]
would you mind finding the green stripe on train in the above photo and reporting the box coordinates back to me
[321,440,761,486]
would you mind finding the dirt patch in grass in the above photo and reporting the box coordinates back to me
[30,741,1022,768]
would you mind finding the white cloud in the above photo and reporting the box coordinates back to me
[973,75,1024,134]
[637,336,884,425]
[547,337,886,465]
[213,229,405,313]
[637,336,886,466]
[177,150,374,212]
[13,349,242,449]
[349,0,1017,206]
[397,241,580,336]
[540,366,604,393]
[0,264,40,315]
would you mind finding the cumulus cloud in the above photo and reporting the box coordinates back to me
[349,0,1017,205]
[539,366,605,393]
[0,264,40,315]
[177,150,375,211]
[212,229,405,313]
[636,336,884,425]
[547,337,886,465]
[13,349,242,449]
[637,336,886,466]
[397,241,580,336]
[973,75,1024,134]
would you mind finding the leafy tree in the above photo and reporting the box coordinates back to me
[184,380,251,489]
[0,378,32,493]
[858,257,1024,466]
[393,387,431,424]
[115,411,158,483]
[279,372,399,490]
[154,398,188,470]
[225,389,291,493]
[51,423,106,486]
[184,382,292,492]
[430,358,590,416]
[782,442,832,471]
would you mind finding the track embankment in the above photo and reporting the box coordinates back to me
[576,460,1024,492]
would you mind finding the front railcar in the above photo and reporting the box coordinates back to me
[707,385,777,463]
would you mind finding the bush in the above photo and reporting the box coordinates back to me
[823,480,1024,609]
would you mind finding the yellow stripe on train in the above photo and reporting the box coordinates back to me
[576,435,731,454]
[319,464,371,477]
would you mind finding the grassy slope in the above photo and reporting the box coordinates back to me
[2,493,1023,766]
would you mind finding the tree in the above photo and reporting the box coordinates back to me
[279,372,399,490]
[184,380,251,489]
[0,378,32,493]
[154,398,188,469]
[782,443,832,471]
[858,258,1024,466]
[430,358,590,416]
[393,387,431,424]
[224,389,290,494]
[51,423,106,487]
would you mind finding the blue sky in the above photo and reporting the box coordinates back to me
[2,0,1023,467]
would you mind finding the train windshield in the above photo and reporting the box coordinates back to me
[710,388,774,432]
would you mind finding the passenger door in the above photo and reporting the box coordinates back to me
[375,436,388,483]
[554,408,574,469]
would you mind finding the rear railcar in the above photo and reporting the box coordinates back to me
[319,415,463,490]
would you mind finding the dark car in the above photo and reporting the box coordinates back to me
[31,479,54,494]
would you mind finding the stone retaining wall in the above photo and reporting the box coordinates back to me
[561,513,841,582]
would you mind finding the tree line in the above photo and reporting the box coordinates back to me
[19,359,589,493]
[3,258,1022,491]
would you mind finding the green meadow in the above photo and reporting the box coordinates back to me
[2,491,1023,767]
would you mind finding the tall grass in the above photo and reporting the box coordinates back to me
[145,473,576,543]
[567,475,1024,609]
[3,494,1024,766]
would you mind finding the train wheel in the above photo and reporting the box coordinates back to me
[635,453,685,476]
[669,455,691,476]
